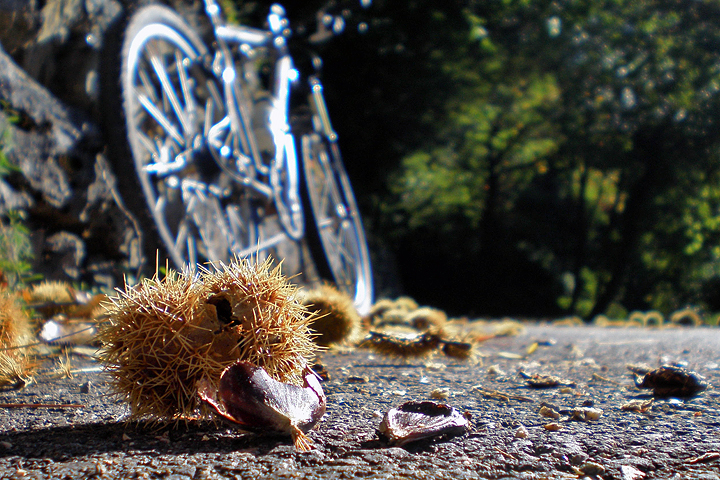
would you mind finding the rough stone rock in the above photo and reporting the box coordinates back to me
[0,178,33,213]
[44,230,86,280]
[0,0,39,55]
[0,0,142,287]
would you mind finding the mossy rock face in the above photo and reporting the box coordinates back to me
[97,259,317,422]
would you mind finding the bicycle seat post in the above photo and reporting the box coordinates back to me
[203,0,225,28]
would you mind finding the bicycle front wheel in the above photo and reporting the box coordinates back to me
[105,4,258,270]
[300,131,373,315]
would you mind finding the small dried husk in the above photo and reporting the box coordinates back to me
[198,360,326,451]
[22,280,75,317]
[0,288,36,387]
[359,331,441,358]
[539,405,560,419]
[364,297,419,327]
[300,284,360,346]
[378,400,470,446]
[669,307,702,326]
[621,398,654,413]
[97,258,317,422]
[521,371,568,388]
[440,339,474,360]
[406,307,447,331]
[363,298,397,326]
[635,365,708,398]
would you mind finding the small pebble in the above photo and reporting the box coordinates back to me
[487,365,505,376]
[514,425,528,439]
[430,388,450,400]
[620,465,645,480]
[571,407,603,421]
[424,362,446,371]
[580,461,605,475]
[539,405,560,419]
[346,375,368,384]
[544,422,562,431]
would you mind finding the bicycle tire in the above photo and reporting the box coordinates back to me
[101,3,260,271]
[299,127,374,315]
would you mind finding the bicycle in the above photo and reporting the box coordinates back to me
[102,0,373,314]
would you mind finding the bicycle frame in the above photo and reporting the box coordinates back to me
[113,0,373,312]
[201,0,307,249]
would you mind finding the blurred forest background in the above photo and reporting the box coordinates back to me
[237,0,720,319]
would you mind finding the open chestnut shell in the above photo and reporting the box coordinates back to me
[198,361,326,451]
[378,400,470,446]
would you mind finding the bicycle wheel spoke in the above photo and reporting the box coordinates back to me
[136,90,184,145]
[315,175,332,215]
[187,234,197,269]
[135,130,157,160]
[154,194,167,218]
[206,80,224,117]
[330,226,355,267]
[138,68,159,104]
[176,50,197,126]
[204,98,214,138]
[175,220,189,253]
[146,41,191,136]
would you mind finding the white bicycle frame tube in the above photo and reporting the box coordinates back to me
[204,0,304,239]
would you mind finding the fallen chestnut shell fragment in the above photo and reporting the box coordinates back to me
[635,365,708,398]
[197,361,326,451]
[378,401,470,446]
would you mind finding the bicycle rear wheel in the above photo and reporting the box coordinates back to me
[300,129,373,315]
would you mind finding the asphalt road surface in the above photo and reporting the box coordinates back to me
[1,324,719,479]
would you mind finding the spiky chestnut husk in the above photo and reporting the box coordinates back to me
[198,259,317,386]
[23,281,75,318]
[364,297,418,327]
[630,310,664,327]
[669,308,702,326]
[440,339,475,361]
[0,288,36,387]
[363,298,396,327]
[359,331,441,358]
[406,307,447,331]
[393,296,420,312]
[97,258,317,422]
[300,284,360,346]
[25,280,75,304]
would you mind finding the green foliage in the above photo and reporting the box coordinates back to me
[362,0,720,317]
[0,119,34,288]
[240,0,720,317]
[0,211,34,288]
